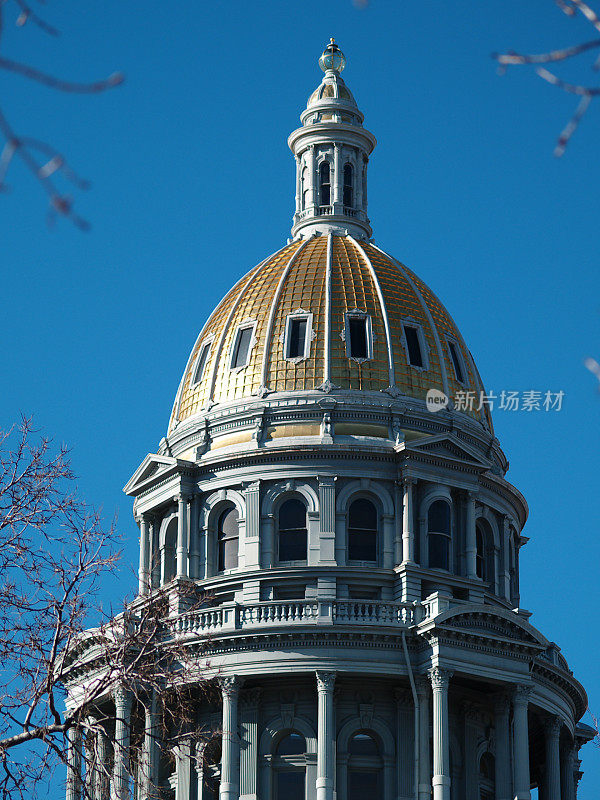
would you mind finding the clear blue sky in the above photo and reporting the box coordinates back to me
[2,0,599,794]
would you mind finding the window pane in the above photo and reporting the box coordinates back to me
[343,164,353,207]
[232,327,253,368]
[428,500,450,535]
[279,531,307,562]
[349,318,368,359]
[404,325,423,367]
[288,318,307,359]
[448,340,465,383]
[429,533,449,570]
[193,343,211,385]
[320,162,331,206]
[275,771,304,800]
[349,499,377,530]
[218,508,239,571]
[276,732,306,755]
[279,499,306,530]
[349,771,379,799]
[348,733,378,756]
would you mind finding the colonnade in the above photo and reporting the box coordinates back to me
[64,674,581,800]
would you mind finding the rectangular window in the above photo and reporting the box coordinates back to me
[403,324,424,367]
[231,325,254,369]
[448,339,465,383]
[191,342,211,386]
[346,314,372,360]
[285,315,311,360]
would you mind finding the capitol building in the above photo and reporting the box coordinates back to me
[65,40,593,800]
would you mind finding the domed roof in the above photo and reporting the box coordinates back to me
[170,233,491,434]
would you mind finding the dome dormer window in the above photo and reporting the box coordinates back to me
[230,322,256,370]
[191,340,212,387]
[402,323,427,369]
[284,311,313,361]
[345,312,373,361]
[447,338,466,384]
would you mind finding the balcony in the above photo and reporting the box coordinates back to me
[169,598,421,637]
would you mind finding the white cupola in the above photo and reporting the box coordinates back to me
[288,39,377,240]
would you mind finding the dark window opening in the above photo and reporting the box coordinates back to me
[217,507,239,572]
[404,325,423,367]
[278,499,307,562]
[428,500,451,571]
[343,163,353,208]
[348,316,369,359]
[192,343,211,386]
[476,525,486,580]
[287,317,308,359]
[319,161,331,206]
[231,326,253,369]
[348,733,382,800]
[275,771,304,800]
[448,340,465,383]
[348,498,377,561]
[276,732,306,756]
[301,167,308,211]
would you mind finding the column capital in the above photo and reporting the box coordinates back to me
[113,684,132,712]
[315,670,336,693]
[394,687,413,708]
[428,666,453,691]
[544,715,562,738]
[401,476,416,488]
[219,675,244,699]
[492,691,512,714]
[513,683,532,706]
[465,489,478,501]
[240,687,262,710]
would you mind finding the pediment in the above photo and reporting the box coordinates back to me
[432,605,548,650]
[405,433,490,469]
[123,453,178,496]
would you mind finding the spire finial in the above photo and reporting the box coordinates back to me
[319,39,346,74]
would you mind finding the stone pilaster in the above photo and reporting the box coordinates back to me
[219,676,244,800]
[465,491,477,579]
[493,693,512,800]
[544,716,562,800]
[316,671,336,800]
[395,688,415,800]
[402,478,415,564]
[243,481,261,570]
[176,494,189,580]
[239,688,261,800]
[318,477,337,566]
[138,515,150,596]
[512,685,532,800]
[112,686,133,800]
[65,724,82,800]
[416,678,431,800]
[429,667,453,800]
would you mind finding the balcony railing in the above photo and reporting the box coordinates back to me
[169,599,421,637]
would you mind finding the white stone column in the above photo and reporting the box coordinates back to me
[219,676,244,800]
[308,145,317,211]
[138,515,150,596]
[140,690,160,800]
[544,716,561,800]
[493,693,511,800]
[113,686,133,800]
[316,671,336,800]
[333,144,342,210]
[262,513,275,568]
[512,685,531,800]
[402,478,415,564]
[243,481,261,570]
[66,725,82,800]
[295,154,302,215]
[240,688,261,800]
[188,495,200,579]
[176,494,189,580]
[465,491,477,579]
[416,678,431,800]
[562,742,577,800]
[429,667,452,800]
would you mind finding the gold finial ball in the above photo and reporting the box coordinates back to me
[319,38,346,73]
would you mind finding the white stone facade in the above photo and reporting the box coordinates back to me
[64,40,593,800]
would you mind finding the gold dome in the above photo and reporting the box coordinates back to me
[170,234,491,433]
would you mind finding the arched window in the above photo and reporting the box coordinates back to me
[343,163,353,208]
[162,517,177,584]
[202,737,222,800]
[319,161,331,206]
[301,166,308,211]
[278,499,307,563]
[479,751,495,800]
[476,522,487,581]
[428,499,451,571]
[217,507,239,572]
[509,527,519,601]
[348,732,382,800]
[273,731,306,800]
[348,498,377,562]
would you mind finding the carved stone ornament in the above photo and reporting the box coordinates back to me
[544,715,562,738]
[428,666,453,690]
[219,675,244,697]
[318,379,339,394]
[359,703,374,728]
[316,671,336,692]
[281,703,295,728]
[513,684,532,706]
